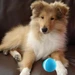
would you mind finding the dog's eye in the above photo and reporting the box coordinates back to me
[41,16,44,19]
[50,17,54,20]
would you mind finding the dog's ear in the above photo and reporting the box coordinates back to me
[31,1,44,12]
[30,1,44,18]
[51,1,69,19]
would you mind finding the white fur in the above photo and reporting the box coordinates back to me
[27,31,66,60]
[20,68,30,75]
[56,61,68,75]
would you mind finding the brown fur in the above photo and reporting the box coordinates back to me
[20,1,69,72]
[30,1,69,34]
[0,1,69,75]
[18,50,35,71]
[50,51,68,67]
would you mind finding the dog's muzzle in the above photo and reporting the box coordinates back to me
[42,27,48,33]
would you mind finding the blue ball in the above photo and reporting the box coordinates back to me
[43,58,56,72]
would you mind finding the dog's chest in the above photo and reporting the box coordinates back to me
[27,32,64,60]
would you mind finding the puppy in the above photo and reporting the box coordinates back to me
[0,1,69,75]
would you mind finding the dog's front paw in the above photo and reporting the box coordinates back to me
[20,68,30,75]
[56,67,67,75]
[56,61,68,75]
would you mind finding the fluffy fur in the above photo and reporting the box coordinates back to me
[0,1,69,75]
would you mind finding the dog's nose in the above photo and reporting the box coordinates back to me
[42,27,48,33]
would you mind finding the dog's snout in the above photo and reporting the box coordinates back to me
[42,27,48,33]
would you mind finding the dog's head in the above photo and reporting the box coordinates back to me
[30,1,69,34]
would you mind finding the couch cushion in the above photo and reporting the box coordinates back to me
[0,53,19,75]
[0,46,75,75]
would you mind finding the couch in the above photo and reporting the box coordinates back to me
[0,0,75,75]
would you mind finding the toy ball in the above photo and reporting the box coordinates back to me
[43,58,56,72]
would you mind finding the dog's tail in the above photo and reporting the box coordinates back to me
[0,39,22,51]
[0,44,13,51]
[0,44,7,51]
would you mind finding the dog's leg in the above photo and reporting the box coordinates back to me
[10,50,22,61]
[18,50,35,75]
[50,51,68,75]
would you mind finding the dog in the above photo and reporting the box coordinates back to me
[0,1,69,75]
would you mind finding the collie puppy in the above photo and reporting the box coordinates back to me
[0,1,69,75]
